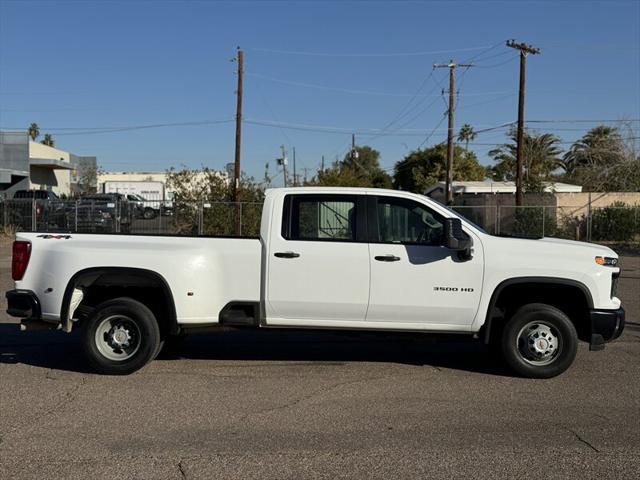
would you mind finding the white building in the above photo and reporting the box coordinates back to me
[98,170,229,197]
[425,180,582,201]
[0,131,97,197]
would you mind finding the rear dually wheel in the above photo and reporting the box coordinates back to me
[81,297,160,375]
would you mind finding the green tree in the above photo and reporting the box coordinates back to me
[489,128,563,191]
[457,123,477,151]
[27,122,40,141]
[563,125,639,191]
[166,166,264,236]
[308,145,392,188]
[78,164,98,194]
[393,144,486,193]
[41,133,55,147]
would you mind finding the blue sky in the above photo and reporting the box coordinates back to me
[1,0,639,183]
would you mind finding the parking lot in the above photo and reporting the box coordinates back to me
[0,241,638,479]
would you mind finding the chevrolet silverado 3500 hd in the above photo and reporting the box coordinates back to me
[6,187,625,377]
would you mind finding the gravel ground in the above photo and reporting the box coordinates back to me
[0,241,638,479]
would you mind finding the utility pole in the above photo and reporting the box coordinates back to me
[292,147,297,187]
[278,145,289,187]
[351,133,355,158]
[321,155,325,171]
[506,39,540,206]
[233,47,244,234]
[433,59,473,205]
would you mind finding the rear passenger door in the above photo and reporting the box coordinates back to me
[266,194,370,326]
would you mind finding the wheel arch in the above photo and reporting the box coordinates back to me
[60,267,179,335]
[482,276,594,344]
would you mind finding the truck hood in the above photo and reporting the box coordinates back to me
[492,235,618,258]
[535,237,617,257]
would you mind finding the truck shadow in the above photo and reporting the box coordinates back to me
[0,324,512,376]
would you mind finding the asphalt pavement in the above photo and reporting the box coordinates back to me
[0,242,639,479]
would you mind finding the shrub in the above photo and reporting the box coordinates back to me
[513,207,557,237]
[590,202,639,242]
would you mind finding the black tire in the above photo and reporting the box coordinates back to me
[501,303,578,379]
[143,208,157,220]
[81,297,160,375]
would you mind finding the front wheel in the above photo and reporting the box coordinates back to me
[143,208,157,220]
[81,297,160,375]
[501,303,578,378]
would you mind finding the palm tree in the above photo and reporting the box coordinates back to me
[41,133,55,147]
[563,126,623,174]
[27,122,40,141]
[489,128,563,188]
[457,124,477,151]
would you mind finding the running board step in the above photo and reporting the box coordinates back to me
[219,302,259,327]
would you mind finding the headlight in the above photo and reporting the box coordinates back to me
[595,256,618,266]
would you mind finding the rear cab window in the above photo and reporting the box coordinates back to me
[281,194,366,242]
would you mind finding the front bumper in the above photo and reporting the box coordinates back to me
[6,289,41,319]
[589,307,625,351]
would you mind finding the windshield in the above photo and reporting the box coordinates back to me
[422,195,488,234]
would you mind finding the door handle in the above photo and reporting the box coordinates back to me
[375,255,401,262]
[274,251,300,259]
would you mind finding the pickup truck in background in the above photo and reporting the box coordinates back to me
[103,180,173,219]
[70,193,132,233]
[6,187,625,377]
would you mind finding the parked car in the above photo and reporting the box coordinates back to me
[126,194,146,219]
[12,190,60,201]
[7,187,625,377]
[69,193,131,233]
[8,190,67,231]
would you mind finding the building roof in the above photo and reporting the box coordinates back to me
[424,180,583,195]
[29,158,75,170]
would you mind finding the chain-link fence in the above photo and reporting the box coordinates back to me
[1,199,264,237]
[2,197,639,242]
[453,204,640,242]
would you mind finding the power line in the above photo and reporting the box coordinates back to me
[366,69,447,143]
[253,79,293,145]
[373,70,437,134]
[246,72,512,98]
[460,39,509,63]
[419,112,449,148]
[474,55,519,69]
[249,44,500,58]
[1,119,235,136]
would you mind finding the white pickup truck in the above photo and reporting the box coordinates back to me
[6,187,625,378]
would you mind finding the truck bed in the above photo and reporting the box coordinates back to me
[15,232,262,325]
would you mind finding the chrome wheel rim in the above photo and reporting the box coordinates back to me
[516,321,562,366]
[95,315,141,361]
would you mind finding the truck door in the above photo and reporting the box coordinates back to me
[266,193,370,325]
[366,194,483,327]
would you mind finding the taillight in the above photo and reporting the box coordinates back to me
[12,241,31,281]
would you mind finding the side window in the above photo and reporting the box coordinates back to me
[283,195,358,242]
[375,197,444,246]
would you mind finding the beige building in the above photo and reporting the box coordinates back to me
[0,131,97,197]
